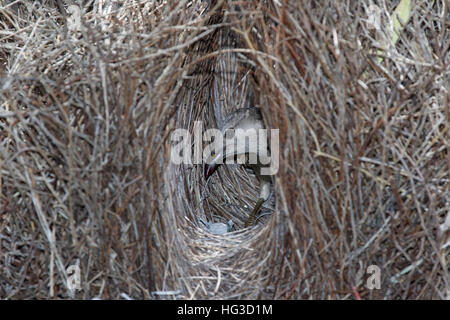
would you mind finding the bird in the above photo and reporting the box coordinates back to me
[204,107,272,227]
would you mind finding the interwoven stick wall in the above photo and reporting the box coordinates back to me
[0,0,448,299]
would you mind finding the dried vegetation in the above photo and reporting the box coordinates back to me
[0,0,448,299]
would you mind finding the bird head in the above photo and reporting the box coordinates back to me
[203,107,266,180]
[204,148,224,180]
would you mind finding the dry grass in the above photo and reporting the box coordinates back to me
[0,0,448,299]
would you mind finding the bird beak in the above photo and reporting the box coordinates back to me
[204,163,219,180]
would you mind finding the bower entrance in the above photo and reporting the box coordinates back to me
[174,20,276,231]
[163,5,280,298]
